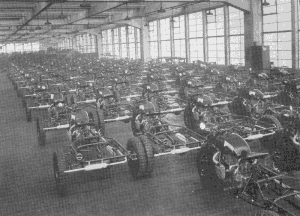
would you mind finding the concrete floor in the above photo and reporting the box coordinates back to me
[0,72,263,216]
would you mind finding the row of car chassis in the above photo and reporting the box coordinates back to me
[6,52,300,216]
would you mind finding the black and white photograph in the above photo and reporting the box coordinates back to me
[1,0,300,216]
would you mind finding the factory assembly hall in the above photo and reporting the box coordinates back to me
[1,0,300,216]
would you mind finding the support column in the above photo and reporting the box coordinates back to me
[97,33,102,59]
[157,20,162,58]
[134,27,138,59]
[111,29,115,57]
[118,28,121,58]
[224,5,230,65]
[292,0,299,69]
[170,18,175,58]
[141,18,151,62]
[184,12,190,63]
[126,25,129,58]
[244,0,263,68]
[203,11,208,63]
[94,34,99,58]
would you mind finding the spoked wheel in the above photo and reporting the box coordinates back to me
[36,119,46,146]
[53,152,67,197]
[254,210,280,216]
[196,150,219,189]
[127,136,153,179]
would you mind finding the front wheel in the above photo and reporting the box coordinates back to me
[53,152,67,196]
[183,105,193,129]
[258,114,282,149]
[196,150,219,189]
[127,136,153,179]
[36,119,46,146]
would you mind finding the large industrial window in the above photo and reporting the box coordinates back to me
[160,18,171,57]
[136,28,141,59]
[120,27,127,58]
[90,34,96,53]
[149,21,158,59]
[173,15,186,59]
[229,6,245,65]
[113,28,120,57]
[107,30,113,56]
[189,11,204,62]
[263,0,292,67]
[128,26,136,59]
[207,8,225,64]
[102,30,108,55]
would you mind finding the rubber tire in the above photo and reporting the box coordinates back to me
[254,210,280,216]
[36,118,46,146]
[258,114,282,169]
[149,99,160,113]
[25,107,32,122]
[230,97,249,116]
[138,135,154,176]
[260,114,282,129]
[113,90,120,103]
[127,136,149,179]
[183,105,193,129]
[24,97,34,121]
[259,114,282,147]
[70,95,76,105]
[53,152,67,197]
[196,150,220,189]
[96,109,105,136]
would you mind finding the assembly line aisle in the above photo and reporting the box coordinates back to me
[0,72,258,216]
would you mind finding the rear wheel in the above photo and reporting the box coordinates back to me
[259,114,282,147]
[127,136,149,179]
[70,95,76,104]
[258,114,282,170]
[196,150,219,189]
[24,98,34,122]
[25,106,32,122]
[36,118,46,146]
[96,109,105,136]
[139,135,154,176]
[183,105,193,129]
[53,152,67,197]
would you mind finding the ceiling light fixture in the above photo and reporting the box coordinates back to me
[80,0,92,9]
[124,3,131,21]
[207,1,213,16]
[36,15,43,30]
[45,9,52,25]
[58,1,67,19]
[170,9,175,23]
[262,0,270,6]
[158,2,166,13]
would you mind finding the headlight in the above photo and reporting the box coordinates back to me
[58,103,63,107]
[199,122,206,130]
[76,153,83,161]
[139,105,145,110]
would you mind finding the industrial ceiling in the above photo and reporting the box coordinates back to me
[0,0,250,44]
